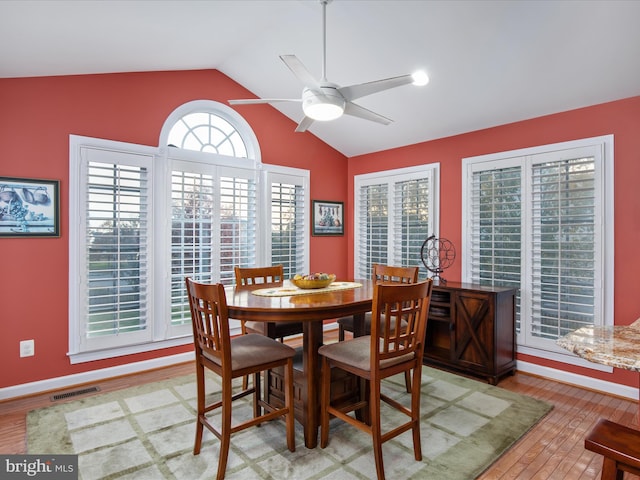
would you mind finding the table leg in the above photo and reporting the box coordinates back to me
[351,312,370,424]
[302,319,323,448]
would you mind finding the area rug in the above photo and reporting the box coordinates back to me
[27,367,551,480]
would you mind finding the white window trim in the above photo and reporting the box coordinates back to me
[158,99,261,162]
[68,135,162,363]
[69,103,310,364]
[263,164,311,273]
[461,135,614,371]
[354,163,440,276]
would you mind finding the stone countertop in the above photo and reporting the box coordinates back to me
[556,319,640,372]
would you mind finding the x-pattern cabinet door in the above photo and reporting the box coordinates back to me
[452,291,495,374]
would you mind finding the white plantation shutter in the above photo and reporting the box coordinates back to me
[355,165,438,279]
[529,153,598,343]
[169,167,215,329]
[392,177,431,270]
[168,163,257,334]
[357,182,389,279]
[268,170,308,278]
[78,147,154,351]
[219,172,257,283]
[463,136,612,357]
[468,165,523,330]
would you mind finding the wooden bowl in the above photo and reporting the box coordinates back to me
[291,274,336,289]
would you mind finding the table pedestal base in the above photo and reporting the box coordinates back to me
[266,360,361,448]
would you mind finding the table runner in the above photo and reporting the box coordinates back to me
[251,281,362,297]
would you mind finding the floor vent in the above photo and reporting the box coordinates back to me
[50,386,100,402]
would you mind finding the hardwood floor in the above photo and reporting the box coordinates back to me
[476,372,638,479]
[1,331,638,479]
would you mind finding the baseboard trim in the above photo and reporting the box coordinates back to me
[7,332,634,403]
[1,324,342,401]
[0,352,193,401]
[517,360,638,401]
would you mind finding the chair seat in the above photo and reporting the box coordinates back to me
[204,333,295,371]
[245,320,304,338]
[336,313,407,335]
[318,335,414,371]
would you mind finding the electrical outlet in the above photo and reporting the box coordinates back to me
[20,339,34,357]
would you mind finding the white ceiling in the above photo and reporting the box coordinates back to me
[2,0,639,157]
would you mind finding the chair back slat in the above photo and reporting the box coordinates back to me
[372,264,419,284]
[371,280,433,365]
[185,278,231,366]
[235,265,284,287]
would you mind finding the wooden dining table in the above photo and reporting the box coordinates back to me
[225,278,374,448]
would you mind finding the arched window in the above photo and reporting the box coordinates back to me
[168,112,247,157]
[159,100,260,161]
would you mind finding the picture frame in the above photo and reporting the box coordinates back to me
[0,176,60,237]
[312,200,344,236]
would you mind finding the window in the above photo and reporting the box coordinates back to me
[69,147,155,355]
[267,169,309,279]
[354,164,439,279]
[69,101,309,363]
[166,160,261,339]
[169,167,215,331]
[167,111,248,157]
[462,136,614,364]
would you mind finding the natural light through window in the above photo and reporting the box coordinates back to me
[167,112,248,157]
[69,101,309,363]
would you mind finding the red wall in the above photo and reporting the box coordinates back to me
[1,68,639,393]
[0,70,348,389]
[347,95,640,389]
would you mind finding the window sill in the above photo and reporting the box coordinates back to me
[68,336,194,365]
[517,345,613,373]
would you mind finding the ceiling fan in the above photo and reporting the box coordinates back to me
[228,0,429,133]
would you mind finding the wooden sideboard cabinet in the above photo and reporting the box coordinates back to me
[423,281,517,385]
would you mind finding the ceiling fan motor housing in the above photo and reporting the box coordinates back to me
[302,85,345,121]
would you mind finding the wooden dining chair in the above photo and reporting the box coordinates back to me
[337,264,420,340]
[319,279,433,480]
[234,265,305,390]
[185,278,295,480]
[337,264,420,392]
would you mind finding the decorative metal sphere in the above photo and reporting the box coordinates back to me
[420,235,456,282]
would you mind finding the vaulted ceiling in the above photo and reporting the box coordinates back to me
[2,0,639,157]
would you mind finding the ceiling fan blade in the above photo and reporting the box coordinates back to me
[344,101,393,125]
[280,55,320,89]
[295,116,315,133]
[338,74,414,102]
[229,98,301,105]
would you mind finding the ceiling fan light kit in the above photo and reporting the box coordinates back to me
[411,71,430,86]
[302,86,345,121]
[228,0,428,131]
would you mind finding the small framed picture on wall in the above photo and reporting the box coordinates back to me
[0,176,60,237]
[312,200,344,236]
